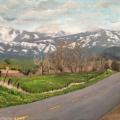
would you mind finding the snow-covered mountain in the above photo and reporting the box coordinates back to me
[0,26,120,58]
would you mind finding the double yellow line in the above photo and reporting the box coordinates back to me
[49,105,61,111]
[14,115,28,120]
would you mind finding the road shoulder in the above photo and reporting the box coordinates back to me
[101,104,120,120]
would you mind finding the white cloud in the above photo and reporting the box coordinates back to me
[0,0,120,33]
[0,4,8,12]
[108,22,120,31]
[61,1,80,9]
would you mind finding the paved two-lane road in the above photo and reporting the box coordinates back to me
[0,73,120,120]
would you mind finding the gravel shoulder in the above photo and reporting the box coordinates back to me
[101,104,120,120]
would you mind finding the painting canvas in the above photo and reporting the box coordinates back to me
[0,0,120,120]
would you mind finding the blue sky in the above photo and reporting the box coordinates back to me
[0,0,120,33]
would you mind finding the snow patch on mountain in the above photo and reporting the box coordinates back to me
[34,34,39,39]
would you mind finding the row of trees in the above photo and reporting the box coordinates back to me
[33,41,120,75]
[1,41,119,77]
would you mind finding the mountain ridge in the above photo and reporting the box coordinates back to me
[0,26,120,58]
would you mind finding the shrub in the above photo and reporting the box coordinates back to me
[111,61,120,71]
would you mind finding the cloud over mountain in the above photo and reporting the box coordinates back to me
[0,0,120,33]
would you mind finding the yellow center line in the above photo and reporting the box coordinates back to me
[14,115,29,120]
[49,104,61,111]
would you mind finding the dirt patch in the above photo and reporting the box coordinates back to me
[0,69,24,77]
[101,104,120,120]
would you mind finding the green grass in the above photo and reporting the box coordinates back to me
[2,70,113,93]
[0,69,114,108]
[0,59,36,74]
[0,87,34,108]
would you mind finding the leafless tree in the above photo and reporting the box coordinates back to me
[3,67,9,82]
[33,55,44,75]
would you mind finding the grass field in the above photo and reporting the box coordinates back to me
[0,69,113,108]
[0,59,36,74]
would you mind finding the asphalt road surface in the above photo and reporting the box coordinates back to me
[0,73,120,120]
